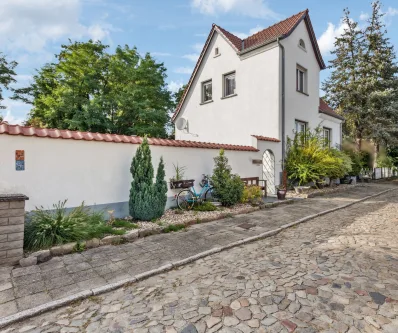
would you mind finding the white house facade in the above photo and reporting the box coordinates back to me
[172,10,344,190]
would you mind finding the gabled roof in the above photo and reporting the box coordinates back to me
[173,9,326,122]
[0,122,259,152]
[319,98,344,121]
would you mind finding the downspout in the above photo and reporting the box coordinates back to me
[277,38,286,169]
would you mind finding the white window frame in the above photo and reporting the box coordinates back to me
[201,80,212,103]
[223,72,236,98]
[299,39,306,51]
[323,127,332,147]
[296,65,308,95]
[295,120,307,134]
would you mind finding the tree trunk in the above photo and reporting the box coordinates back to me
[373,143,380,169]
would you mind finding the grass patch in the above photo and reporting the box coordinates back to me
[112,219,139,229]
[162,224,186,233]
[193,201,217,212]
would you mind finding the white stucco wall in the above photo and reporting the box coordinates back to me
[281,20,322,141]
[175,31,280,146]
[0,135,281,214]
[319,114,343,148]
[280,21,342,147]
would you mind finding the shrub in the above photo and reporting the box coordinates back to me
[193,201,217,212]
[211,150,244,206]
[24,200,122,251]
[241,185,262,205]
[129,138,167,221]
[286,128,352,185]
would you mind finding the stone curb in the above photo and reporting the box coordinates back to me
[0,187,395,329]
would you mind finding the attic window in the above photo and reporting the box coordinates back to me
[299,39,306,50]
[215,47,220,56]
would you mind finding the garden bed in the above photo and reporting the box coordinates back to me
[286,183,369,199]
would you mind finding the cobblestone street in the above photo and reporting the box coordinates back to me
[3,185,398,332]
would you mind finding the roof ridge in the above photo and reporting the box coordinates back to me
[243,9,308,41]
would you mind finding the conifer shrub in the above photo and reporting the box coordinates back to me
[129,138,168,221]
[211,149,244,207]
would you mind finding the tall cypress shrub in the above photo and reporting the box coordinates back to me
[154,157,168,217]
[129,138,167,221]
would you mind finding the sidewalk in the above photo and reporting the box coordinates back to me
[0,182,396,319]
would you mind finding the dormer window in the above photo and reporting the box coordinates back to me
[299,39,306,50]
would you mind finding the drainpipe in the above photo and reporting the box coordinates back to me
[277,38,286,170]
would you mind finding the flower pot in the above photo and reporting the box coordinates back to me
[294,186,311,194]
[277,189,287,200]
[169,179,195,190]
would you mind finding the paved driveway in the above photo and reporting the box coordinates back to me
[3,185,398,332]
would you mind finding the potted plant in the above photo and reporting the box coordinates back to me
[276,170,288,200]
[169,163,194,189]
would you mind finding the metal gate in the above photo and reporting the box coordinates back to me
[262,150,276,195]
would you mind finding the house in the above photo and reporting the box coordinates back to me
[172,9,344,191]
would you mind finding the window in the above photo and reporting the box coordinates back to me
[215,47,219,56]
[296,66,307,94]
[295,120,307,134]
[223,72,236,97]
[323,127,331,147]
[299,39,306,50]
[202,80,212,103]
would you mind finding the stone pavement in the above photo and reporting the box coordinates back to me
[1,183,397,331]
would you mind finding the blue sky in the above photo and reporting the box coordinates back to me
[2,0,398,124]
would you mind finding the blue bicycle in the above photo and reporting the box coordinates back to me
[176,175,217,210]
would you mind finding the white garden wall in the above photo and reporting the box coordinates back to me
[0,135,279,217]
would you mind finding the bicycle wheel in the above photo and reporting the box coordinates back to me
[204,187,218,202]
[177,190,195,210]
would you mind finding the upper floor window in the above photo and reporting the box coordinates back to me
[299,39,306,50]
[296,65,308,95]
[295,120,307,134]
[202,80,212,103]
[224,72,236,97]
[215,47,219,56]
[323,127,331,147]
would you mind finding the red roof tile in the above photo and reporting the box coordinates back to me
[172,9,325,122]
[244,11,307,50]
[319,98,344,121]
[215,25,242,51]
[252,135,281,142]
[0,122,259,152]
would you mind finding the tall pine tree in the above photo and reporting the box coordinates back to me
[322,9,368,150]
[323,2,398,154]
[362,1,398,150]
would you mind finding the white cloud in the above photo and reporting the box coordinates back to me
[232,25,264,39]
[0,0,114,53]
[168,81,184,94]
[191,0,279,19]
[182,54,200,62]
[359,12,369,21]
[192,43,205,53]
[386,7,398,17]
[174,67,194,74]
[1,99,29,125]
[317,21,347,55]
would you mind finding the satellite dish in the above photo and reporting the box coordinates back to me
[176,117,188,130]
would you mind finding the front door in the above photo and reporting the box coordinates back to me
[262,150,276,195]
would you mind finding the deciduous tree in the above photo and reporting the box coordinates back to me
[13,41,173,137]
